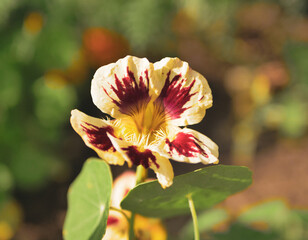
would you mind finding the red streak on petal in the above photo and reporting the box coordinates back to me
[156,71,196,119]
[166,132,208,158]
[104,68,151,115]
[124,188,130,197]
[81,123,115,151]
[107,216,119,226]
[123,146,159,169]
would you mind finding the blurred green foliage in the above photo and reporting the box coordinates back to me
[180,208,229,240]
[0,3,81,233]
[180,200,308,240]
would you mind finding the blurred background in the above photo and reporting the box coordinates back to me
[0,0,307,239]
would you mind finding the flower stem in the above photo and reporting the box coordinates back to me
[187,194,200,240]
[135,165,148,185]
[109,206,130,223]
[128,213,136,240]
[129,165,148,240]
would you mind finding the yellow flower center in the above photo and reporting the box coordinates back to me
[114,101,167,147]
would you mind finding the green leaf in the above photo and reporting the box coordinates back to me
[181,208,229,240]
[212,223,278,240]
[10,143,51,190]
[237,200,290,227]
[0,63,21,112]
[284,43,308,85]
[294,209,308,223]
[0,163,13,192]
[121,165,252,218]
[237,200,308,239]
[34,24,79,70]
[280,98,307,138]
[122,0,174,52]
[33,77,77,129]
[63,158,112,240]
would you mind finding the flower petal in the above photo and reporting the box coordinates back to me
[154,57,213,126]
[111,171,136,208]
[70,109,125,165]
[134,215,167,240]
[107,135,173,188]
[91,56,162,118]
[104,210,128,240]
[107,134,155,167]
[154,127,219,165]
[149,153,174,189]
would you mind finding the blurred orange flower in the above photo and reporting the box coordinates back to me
[83,28,129,67]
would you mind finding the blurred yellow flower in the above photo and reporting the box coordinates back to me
[0,200,22,240]
[23,12,43,35]
[134,215,167,240]
[251,74,271,106]
[0,221,13,240]
[71,56,219,188]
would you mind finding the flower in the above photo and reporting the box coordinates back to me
[83,28,129,67]
[71,56,219,188]
[23,12,44,35]
[104,171,167,240]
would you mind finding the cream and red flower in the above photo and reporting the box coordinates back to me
[71,56,219,188]
[104,171,167,240]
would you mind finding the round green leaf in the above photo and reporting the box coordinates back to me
[63,158,112,240]
[121,165,252,218]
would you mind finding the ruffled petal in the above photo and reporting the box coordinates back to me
[153,126,219,165]
[149,153,173,189]
[91,56,163,118]
[153,57,213,126]
[107,135,173,188]
[70,109,125,165]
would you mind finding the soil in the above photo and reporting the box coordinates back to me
[222,138,308,213]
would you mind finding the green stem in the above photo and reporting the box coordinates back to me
[129,165,148,240]
[109,206,130,223]
[128,213,136,240]
[135,165,148,184]
[188,194,200,240]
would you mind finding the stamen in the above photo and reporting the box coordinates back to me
[154,129,167,140]
[144,133,151,147]
[113,97,169,149]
